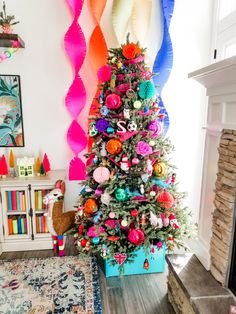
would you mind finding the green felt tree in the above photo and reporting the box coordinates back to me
[40,162,45,176]
[75,37,193,266]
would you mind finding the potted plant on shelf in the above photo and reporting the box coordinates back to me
[0,1,19,34]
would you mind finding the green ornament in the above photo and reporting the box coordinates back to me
[115,188,128,201]
[138,81,156,99]
[89,122,98,137]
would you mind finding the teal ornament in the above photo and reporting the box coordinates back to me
[107,126,115,134]
[100,106,109,116]
[93,237,100,244]
[115,188,128,201]
[138,81,156,99]
[152,178,169,188]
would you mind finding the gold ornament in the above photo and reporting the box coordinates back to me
[153,161,166,177]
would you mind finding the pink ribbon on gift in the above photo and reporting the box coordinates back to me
[64,0,87,180]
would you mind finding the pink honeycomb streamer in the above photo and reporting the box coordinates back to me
[64,0,87,180]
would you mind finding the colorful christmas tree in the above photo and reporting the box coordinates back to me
[0,154,8,177]
[43,153,51,173]
[75,38,192,265]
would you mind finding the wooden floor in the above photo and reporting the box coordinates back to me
[0,237,174,314]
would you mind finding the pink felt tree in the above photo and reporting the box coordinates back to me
[0,155,8,177]
[43,153,51,173]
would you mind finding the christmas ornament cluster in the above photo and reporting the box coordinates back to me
[75,38,192,266]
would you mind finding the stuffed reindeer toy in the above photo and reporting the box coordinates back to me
[43,180,75,256]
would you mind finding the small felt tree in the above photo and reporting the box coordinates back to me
[0,154,8,177]
[75,37,193,268]
[43,153,51,173]
[35,157,41,174]
[40,162,45,176]
[9,150,15,168]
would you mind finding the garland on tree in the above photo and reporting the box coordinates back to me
[75,36,193,266]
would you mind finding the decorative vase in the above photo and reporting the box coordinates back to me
[1,24,12,34]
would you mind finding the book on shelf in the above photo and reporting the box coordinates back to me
[6,191,26,212]
[12,191,16,211]
[8,215,27,235]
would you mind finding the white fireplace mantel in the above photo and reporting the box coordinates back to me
[189,55,236,270]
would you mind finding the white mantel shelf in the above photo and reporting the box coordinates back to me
[189,56,236,270]
[189,55,236,89]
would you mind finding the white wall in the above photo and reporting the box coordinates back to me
[0,0,213,218]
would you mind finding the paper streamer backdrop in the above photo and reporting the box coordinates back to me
[64,0,87,180]
[152,0,175,135]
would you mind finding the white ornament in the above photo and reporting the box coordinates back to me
[149,211,163,228]
[101,192,111,205]
[85,186,93,192]
[133,100,142,109]
[127,121,137,132]
[140,184,145,194]
[117,120,127,134]
[149,191,156,197]
[149,140,155,147]
[101,142,107,156]
[123,108,130,119]
[120,154,131,172]
[146,159,153,176]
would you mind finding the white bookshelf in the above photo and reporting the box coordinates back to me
[0,170,66,252]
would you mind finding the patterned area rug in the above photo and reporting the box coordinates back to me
[0,256,102,314]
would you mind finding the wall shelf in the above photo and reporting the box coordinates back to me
[0,33,25,48]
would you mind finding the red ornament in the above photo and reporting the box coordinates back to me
[78,225,84,235]
[131,209,138,217]
[84,199,98,215]
[80,239,88,247]
[0,155,8,176]
[107,235,119,242]
[43,153,51,173]
[128,228,144,245]
[157,191,174,209]
[105,93,122,110]
[159,114,165,120]
[143,258,149,270]
[114,253,127,265]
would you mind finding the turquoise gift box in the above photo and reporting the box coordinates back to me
[104,246,166,277]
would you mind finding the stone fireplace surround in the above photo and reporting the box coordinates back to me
[167,56,236,313]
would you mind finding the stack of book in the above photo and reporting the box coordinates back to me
[8,216,27,235]
[36,214,48,233]
[6,191,26,211]
[35,190,51,210]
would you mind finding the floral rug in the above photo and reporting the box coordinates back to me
[0,256,102,314]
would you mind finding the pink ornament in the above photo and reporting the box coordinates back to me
[93,167,110,183]
[136,141,153,156]
[160,214,170,227]
[157,241,163,248]
[97,65,112,82]
[104,219,119,229]
[132,157,140,165]
[128,228,145,245]
[106,93,122,110]
[109,212,116,219]
[148,120,163,138]
[95,188,103,196]
[87,226,105,238]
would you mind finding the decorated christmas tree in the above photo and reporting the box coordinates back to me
[75,37,192,266]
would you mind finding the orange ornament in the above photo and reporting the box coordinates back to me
[157,191,174,209]
[84,199,98,215]
[106,139,122,155]
[122,43,142,59]
[153,161,166,177]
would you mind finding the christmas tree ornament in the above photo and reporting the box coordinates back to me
[133,100,142,109]
[107,235,119,241]
[128,228,144,245]
[116,120,127,134]
[78,225,84,235]
[157,191,174,209]
[106,139,122,155]
[120,154,131,171]
[96,119,110,132]
[101,192,111,205]
[151,244,155,254]
[84,199,98,215]
[131,157,140,165]
[131,209,138,217]
[114,253,127,265]
[117,60,122,68]
[149,191,156,197]
[127,121,137,132]
[87,225,105,238]
[100,105,109,116]
[148,120,163,138]
[149,211,163,228]
[97,65,112,82]
[143,105,149,114]
[115,188,128,201]
[80,239,88,247]
[149,140,155,147]
[92,237,100,244]
[106,93,122,110]
[121,219,128,227]
[153,161,166,177]
[161,214,170,227]
[159,114,165,120]
[136,141,153,156]
[99,93,104,104]
[89,122,98,137]
[93,166,110,183]
[93,156,98,164]
[143,259,149,270]
[122,42,141,59]
[140,213,148,226]
[93,211,102,224]
[157,241,163,248]
[100,142,107,157]
[110,74,116,88]
[123,108,130,119]
[126,89,136,99]
[95,188,103,196]
[109,212,116,219]
[101,245,107,258]
[107,126,115,134]
[169,214,180,229]
[140,184,145,194]
[138,81,156,99]
[171,173,176,184]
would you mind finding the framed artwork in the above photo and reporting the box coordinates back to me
[0,75,24,147]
